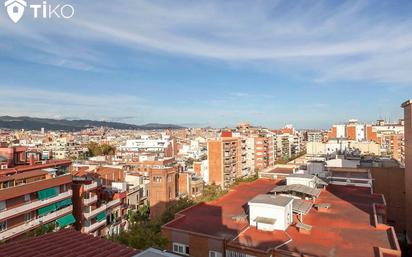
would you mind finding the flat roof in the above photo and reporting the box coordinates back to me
[287,174,315,179]
[163,180,395,257]
[262,167,294,174]
[249,194,293,207]
[279,185,392,257]
[163,179,281,239]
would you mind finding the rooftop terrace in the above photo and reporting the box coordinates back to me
[163,179,399,257]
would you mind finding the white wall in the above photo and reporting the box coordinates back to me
[286,177,316,188]
[248,202,292,231]
[336,125,346,138]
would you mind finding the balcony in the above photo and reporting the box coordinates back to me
[107,198,121,209]
[83,199,121,220]
[0,190,72,221]
[83,195,98,206]
[83,219,106,234]
[0,206,72,241]
[84,182,98,192]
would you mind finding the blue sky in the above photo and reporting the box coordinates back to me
[0,0,411,128]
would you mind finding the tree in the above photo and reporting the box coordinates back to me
[111,198,194,250]
[87,142,116,157]
[196,184,227,202]
[25,223,55,238]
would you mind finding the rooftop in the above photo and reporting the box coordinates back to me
[163,179,397,257]
[287,173,315,179]
[0,160,71,177]
[163,179,281,239]
[279,185,395,257]
[249,194,293,207]
[0,229,140,257]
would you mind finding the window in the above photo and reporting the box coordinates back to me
[172,243,189,255]
[0,221,7,232]
[153,176,162,183]
[24,212,32,222]
[209,251,222,257]
[24,194,31,202]
[0,201,6,211]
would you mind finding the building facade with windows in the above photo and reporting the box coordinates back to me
[0,169,74,242]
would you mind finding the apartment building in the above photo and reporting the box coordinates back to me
[402,100,412,241]
[124,173,149,211]
[149,166,177,217]
[120,134,177,158]
[0,162,74,242]
[177,172,203,198]
[327,119,405,163]
[71,166,128,237]
[305,130,326,142]
[254,137,275,171]
[207,137,241,188]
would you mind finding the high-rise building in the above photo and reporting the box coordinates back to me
[254,137,275,170]
[402,99,412,241]
[207,137,241,188]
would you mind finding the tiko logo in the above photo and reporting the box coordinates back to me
[4,0,74,23]
[5,0,26,23]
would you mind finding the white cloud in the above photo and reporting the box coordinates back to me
[1,0,412,82]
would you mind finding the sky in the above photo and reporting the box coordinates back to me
[0,0,411,128]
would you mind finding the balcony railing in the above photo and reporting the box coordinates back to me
[0,190,72,221]
[83,219,106,234]
[83,195,98,206]
[84,182,98,191]
[0,206,72,241]
[83,199,121,220]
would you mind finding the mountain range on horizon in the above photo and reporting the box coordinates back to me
[0,116,184,131]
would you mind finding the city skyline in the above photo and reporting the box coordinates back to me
[0,0,411,127]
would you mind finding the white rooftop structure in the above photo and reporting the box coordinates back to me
[248,195,293,231]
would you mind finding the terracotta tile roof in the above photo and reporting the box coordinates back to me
[71,166,89,177]
[0,169,48,183]
[0,160,72,176]
[0,229,140,257]
[95,167,125,182]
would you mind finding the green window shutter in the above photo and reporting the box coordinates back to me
[37,187,58,200]
[56,198,72,209]
[96,211,106,222]
[56,214,76,228]
[38,203,57,216]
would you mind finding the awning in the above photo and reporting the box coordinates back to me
[37,187,58,200]
[254,216,276,225]
[38,203,57,216]
[96,211,106,222]
[56,198,72,209]
[56,214,76,228]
